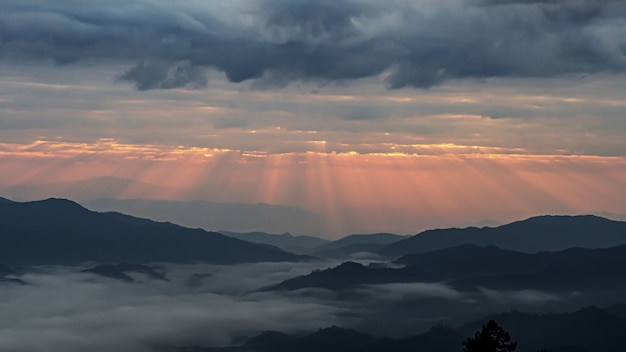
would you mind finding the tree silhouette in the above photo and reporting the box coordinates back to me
[463,320,517,352]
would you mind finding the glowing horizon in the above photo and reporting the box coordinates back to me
[1,1,625,237]
[2,139,625,237]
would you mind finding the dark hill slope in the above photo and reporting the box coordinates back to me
[379,215,626,258]
[266,244,626,292]
[178,306,626,352]
[0,198,306,265]
[264,261,429,291]
[459,306,626,352]
[395,244,536,278]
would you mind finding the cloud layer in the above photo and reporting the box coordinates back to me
[0,262,347,352]
[2,260,622,350]
[1,0,625,89]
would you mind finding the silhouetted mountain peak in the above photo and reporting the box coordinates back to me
[509,214,612,228]
[40,197,86,207]
[0,197,308,265]
[379,214,626,258]
[24,197,91,214]
[0,196,14,203]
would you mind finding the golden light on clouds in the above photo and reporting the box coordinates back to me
[0,1,624,240]
[1,139,625,236]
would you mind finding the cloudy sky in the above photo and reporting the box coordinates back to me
[1,0,625,237]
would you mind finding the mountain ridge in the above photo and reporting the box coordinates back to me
[265,243,626,292]
[378,215,626,258]
[221,231,329,254]
[175,305,626,352]
[0,197,308,265]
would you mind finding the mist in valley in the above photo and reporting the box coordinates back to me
[1,258,617,352]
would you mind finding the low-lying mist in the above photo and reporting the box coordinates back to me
[0,262,348,352]
[0,261,610,352]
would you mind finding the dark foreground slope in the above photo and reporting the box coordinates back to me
[458,305,626,352]
[0,198,307,265]
[176,305,626,352]
[177,325,463,352]
[379,215,626,258]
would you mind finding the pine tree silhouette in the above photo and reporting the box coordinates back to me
[463,320,517,352]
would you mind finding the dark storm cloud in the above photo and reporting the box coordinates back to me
[0,0,625,90]
[117,61,208,90]
[472,0,619,22]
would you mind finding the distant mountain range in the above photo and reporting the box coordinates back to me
[176,305,626,352]
[0,177,171,203]
[3,196,626,267]
[207,215,626,260]
[85,197,326,236]
[0,197,307,265]
[223,232,406,258]
[265,244,626,292]
[80,197,626,260]
[378,215,626,258]
[263,261,427,292]
[221,231,329,254]
[309,233,406,258]
[179,325,463,352]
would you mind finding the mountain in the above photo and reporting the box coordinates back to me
[0,176,169,202]
[196,326,380,352]
[85,198,325,236]
[458,306,626,352]
[446,245,626,292]
[395,244,536,279]
[229,232,406,259]
[263,261,429,291]
[270,326,377,352]
[82,263,168,282]
[309,243,389,259]
[0,196,14,204]
[308,233,406,259]
[0,197,308,265]
[315,233,406,252]
[265,244,626,292]
[378,215,626,258]
[221,231,328,254]
[177,306,626,352]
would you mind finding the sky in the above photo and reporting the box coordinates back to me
[1,0,626,237]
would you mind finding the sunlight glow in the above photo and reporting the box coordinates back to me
[1,139,625,236]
